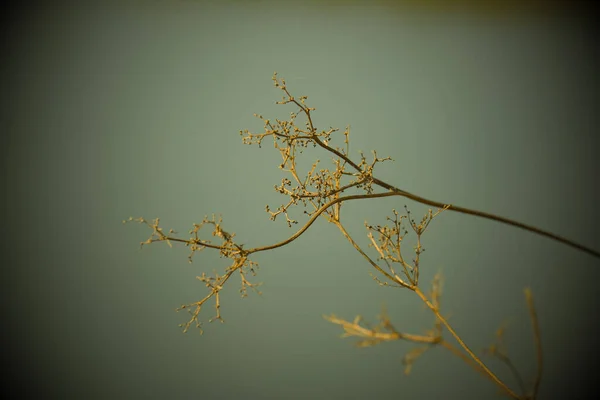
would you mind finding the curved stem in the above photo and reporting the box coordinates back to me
[248,192,398,253]
[305,125,599,259]
[372,178,600,259]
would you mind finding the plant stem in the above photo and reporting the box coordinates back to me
[413,286,521,399]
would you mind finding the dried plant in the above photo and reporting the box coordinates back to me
[124,72,599,399]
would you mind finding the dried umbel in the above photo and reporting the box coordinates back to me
[126,73,598,400]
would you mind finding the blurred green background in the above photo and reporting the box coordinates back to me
[3,1,599,399]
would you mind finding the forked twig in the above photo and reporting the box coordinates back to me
[126,72,597,399]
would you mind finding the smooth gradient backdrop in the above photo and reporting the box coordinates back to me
[3,2,599,399]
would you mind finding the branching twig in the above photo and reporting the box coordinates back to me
[125,72,597,399]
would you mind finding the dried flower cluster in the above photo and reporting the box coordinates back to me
[125,72,599,399]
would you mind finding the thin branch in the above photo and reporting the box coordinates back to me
[289,99,599,259]
[248,192,398,253]
[413,286,520,399]
[309,126,600,258]
[525,288,543,399]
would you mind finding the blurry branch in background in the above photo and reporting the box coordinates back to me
[125,72,597,399]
